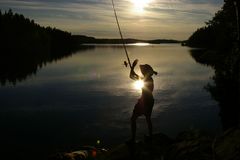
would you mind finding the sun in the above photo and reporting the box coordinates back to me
[134,80,144,90]
[131,0,151,13]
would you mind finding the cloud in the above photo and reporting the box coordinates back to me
[0,0,223,40]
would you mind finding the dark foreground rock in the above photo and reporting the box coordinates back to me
[50,128,240,160]
[213,127,240,160]
[166,130,213,160]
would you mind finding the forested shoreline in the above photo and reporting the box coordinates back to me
[186,0,239,51]
[187,0,240,132]
[0,9,75,54]
[0,9,87,85]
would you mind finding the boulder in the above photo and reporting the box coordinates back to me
[213,127,240,160]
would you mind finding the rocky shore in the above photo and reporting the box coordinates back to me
[50,127,240,160]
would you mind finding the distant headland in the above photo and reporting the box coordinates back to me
[71,35,181,45]
[0,9,181,52]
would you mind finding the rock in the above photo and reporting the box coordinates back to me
[165,129,213,160]
[213,127,240,160]
[103,133,173,160]
[49,128,240,160]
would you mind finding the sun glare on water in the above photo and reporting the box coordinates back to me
[134,80,144,90]
[131,0,152,13]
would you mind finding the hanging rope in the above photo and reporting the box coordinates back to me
[111,0,132,68]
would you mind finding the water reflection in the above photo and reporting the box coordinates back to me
[0,44,221,160]
[190,49,240,130]
[0,46,95,86]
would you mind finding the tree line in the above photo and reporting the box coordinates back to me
[0,9,75,54]
[188,0,240,130]
[0,9,89,85]
[186,0,239,51]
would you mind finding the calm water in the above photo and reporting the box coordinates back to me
[0,44,221,159]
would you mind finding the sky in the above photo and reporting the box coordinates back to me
[0,0,223,40]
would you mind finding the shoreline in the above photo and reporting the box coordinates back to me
[50,127,240,160]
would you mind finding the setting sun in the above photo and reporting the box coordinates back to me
[134,80,144,90]
[131,0,152,13]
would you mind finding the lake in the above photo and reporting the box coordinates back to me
[0,44,221,159]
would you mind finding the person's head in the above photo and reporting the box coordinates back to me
[140,64,157,77]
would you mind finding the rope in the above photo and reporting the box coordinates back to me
[111,0,132,68]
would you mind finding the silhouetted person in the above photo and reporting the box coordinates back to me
[129,59,157,143]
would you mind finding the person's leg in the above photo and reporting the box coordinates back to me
[130,100,142,142]
[145,99,154,138]
[145,115,152,137]
[131,114,137,141]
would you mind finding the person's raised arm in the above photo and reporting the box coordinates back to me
[129,59,139,80]
[130,68,139,80]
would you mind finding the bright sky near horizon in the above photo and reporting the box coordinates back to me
[0,0,223,40]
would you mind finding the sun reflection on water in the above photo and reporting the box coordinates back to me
[129,43,150,46]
